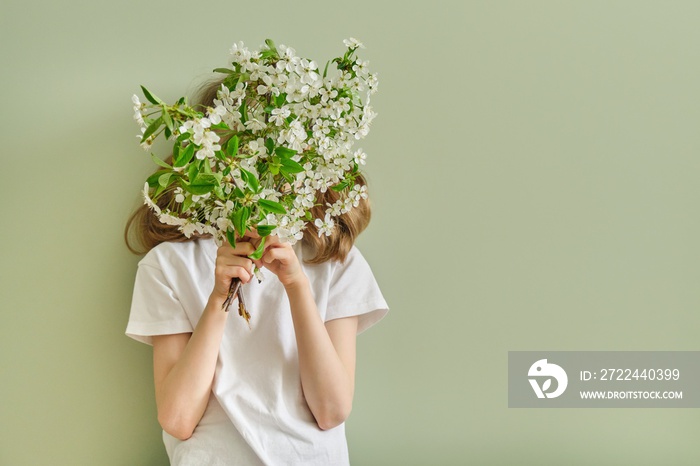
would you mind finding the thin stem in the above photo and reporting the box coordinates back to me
[222,278,241,311]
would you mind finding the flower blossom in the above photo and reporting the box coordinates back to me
[314,214,335,237]
[343,37,365,49]
[133,38,378,249]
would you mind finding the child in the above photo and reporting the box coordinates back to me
[124,79,389,465]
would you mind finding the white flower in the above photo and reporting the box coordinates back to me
[256,74,274,95]
[193,130,221,159]
[247,138,268,157]
[367,72,379,93]
[132,95,145,127]
[326,201,343,217]
[244,118,266,133]
[259,189,280,202]
[343,37,365,49]
[181,222,197,238]
[270,106,291,126]
[278,119,307,151]
[159,212,186,226]
[139,136,153,151]
[230,82,247,100]
[297,58,320,85]
[216,216,233,231]
[353,149,367,165]
[207,105,227,125]
[319,85,338,104]
[347,184,368,207]
[314,214,335,237]
[352,59,369,75]
[229,41,252,66]
[142,182,161,215]
[133,110,145,126]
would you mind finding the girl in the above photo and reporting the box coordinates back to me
[124,79,389,465]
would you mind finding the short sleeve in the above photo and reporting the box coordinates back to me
[125,262,194,345]
[325,246,389,334]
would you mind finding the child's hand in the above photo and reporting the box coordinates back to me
[211,240,256,302]
[254,236,307,289]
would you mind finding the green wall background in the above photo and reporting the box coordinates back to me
[2,1,698,464]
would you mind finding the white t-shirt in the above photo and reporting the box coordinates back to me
[125,237,389,465]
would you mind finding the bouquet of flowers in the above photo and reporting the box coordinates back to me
[132,38,378,324]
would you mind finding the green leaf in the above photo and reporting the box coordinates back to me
[161,106,174,132]
[213,67,235,74]
[146,169,170,187]
[174,143,195,167]
[265,138,275,155]
[141,85,163,105]
[240,168,259,192]
[184,173,219,195]
[263,105,274,113]
[248,236,267,260]
[238,72,250,86]
[304,211,313,221]
[264,39,277,51]
[211,122,229,130]
[281,171,294,183]
[223,75,237,89]
[153,183,166,198]
[240,100,248,123]
[258,199,286,215]
[188,159,199,181]
[151,152,172,169]
[280,157,303,174]
[226,229,237,248]
[141,116,163,142]
[158,172,173,188]
[323,60,331,79]
[331,179,352,192]
[231,206,250,238]
[227,135,239,157]
[239,168,250,185]
[274,146,297,158]
[202,158,213,174]
[259,49,276,60]
[275,93,287,107]
[256,224,276,237]
[181,195,193,212]
[232,187,244,198]
[177,131,191,142]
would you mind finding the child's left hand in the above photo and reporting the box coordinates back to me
[254,235,307,289]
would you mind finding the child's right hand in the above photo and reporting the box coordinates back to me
[211,240,257,303]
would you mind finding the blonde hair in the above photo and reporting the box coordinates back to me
[124,78,372,264]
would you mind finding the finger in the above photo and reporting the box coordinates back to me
[263,245,289,265]
[264,235,280,246]
[216,265,253,284]
[218,241,256,257]
[217,255,254,273]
